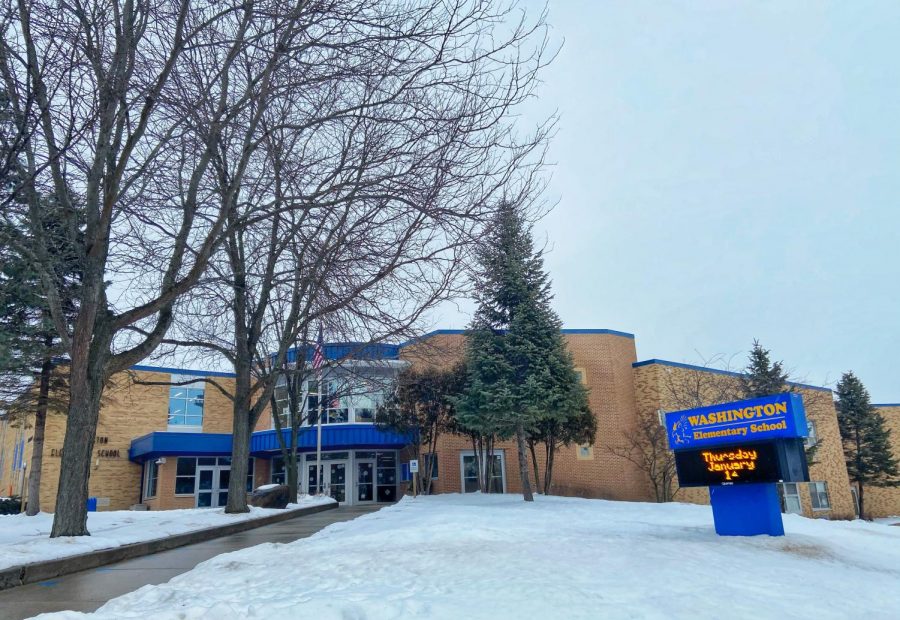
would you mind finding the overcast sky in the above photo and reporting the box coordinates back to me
[436,1,900,401]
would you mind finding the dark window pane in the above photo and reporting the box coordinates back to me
[376,485,396,502]
[198,457,216,466]
[197,492,212,507]
[175,476,195,494]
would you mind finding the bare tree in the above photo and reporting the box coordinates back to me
[0,1,329,536]
[154,0,554,513]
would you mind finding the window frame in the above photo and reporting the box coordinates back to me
[459,451,506,494]
[804,420,818,449]
[144,460,160,499]
[174,457,197,496]
[808,481,831,511]
[167,375,206,431]
[423,452,439,480]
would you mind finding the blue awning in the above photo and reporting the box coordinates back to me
[129,432,233,462]
[251,424,411,453]
[130,425,411,463]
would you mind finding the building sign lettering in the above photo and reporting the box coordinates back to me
[666,393,808,450]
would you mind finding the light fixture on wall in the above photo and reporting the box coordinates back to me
[155,457,166,465]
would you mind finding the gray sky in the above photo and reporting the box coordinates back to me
[437,1,900,401]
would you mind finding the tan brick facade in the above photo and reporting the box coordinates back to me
[865,405,900,518]
[2,330,897,521]
[0,368,238,512]
[632,362,856,519]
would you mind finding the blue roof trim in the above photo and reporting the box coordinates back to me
[251,424,412,453]
[873,404,900,408]
[130,365,236,378]
[632,359,832,393]
[400,327,634,347]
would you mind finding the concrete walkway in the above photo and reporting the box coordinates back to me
[0,504,381,620]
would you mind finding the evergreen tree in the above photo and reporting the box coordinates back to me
[0,89,80,512]
[835,371,899,520]
[455,204,590,501]
[739,340,823,465]
[741,340,790,398]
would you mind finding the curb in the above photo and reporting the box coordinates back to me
[0,501,337,592]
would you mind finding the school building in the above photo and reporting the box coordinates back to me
[0,329,897,519]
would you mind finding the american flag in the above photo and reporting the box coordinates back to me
[312,324,325,371]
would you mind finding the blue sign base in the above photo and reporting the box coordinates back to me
[709,483,784,536]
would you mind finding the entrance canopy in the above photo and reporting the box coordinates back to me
[129,424,411,463]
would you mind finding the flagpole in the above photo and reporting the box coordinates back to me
[316,369,323,495]
[315,326,324,496]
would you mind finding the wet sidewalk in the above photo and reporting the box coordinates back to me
[0,504,380,620]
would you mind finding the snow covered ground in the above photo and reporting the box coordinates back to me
[37,493,900,620]
[0,496,334,572]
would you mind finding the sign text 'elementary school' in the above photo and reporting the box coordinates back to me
[666,393,808,450]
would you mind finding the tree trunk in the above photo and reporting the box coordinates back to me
[26,354,53,516]
[226,368,253,513]
[528,440,541,494]
[51,342,108,537]
[286,447,299,503]
[515,425,533,502]
[543,441,555,496]
[858,482,865,521]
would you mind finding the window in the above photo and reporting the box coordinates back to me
[246,458,256,492]
[304,380,349,424]
[423,453,439,479]
[461,453,504,493]
[809,481,830,510]
[804,421,818,449]
[175,458,197,495]
[576,444,594,460]
[145,460,160,498]
[273,383,290,429]
[780,482,802,514]
[168,377,205,428]
[271,455,286,485]
[351,389,380,423]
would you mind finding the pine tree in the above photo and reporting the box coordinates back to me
[835,371,900,520]
[741,340,790,398]
[0,90,80,513]
[455,204,590,501]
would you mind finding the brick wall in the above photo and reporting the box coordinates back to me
[632,362,856,519]
[865,405,900,518]
[10,368,238,512]
[403,331,652,501]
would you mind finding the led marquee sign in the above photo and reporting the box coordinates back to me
[674,442,782,487]
[664,393,812,536]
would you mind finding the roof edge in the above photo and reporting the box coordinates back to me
[400,327,635,347]
[632,359,832,393]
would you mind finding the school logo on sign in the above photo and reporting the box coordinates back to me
[665,393,808,451]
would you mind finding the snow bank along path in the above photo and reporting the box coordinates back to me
[0,496,334,572]
[36,494,900,620]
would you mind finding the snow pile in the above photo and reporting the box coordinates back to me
[0,495,334,571]
[37,494,900,620]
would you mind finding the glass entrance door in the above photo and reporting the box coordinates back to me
[356,461,375,503]
[329,462,347,503]
[197,466,229,508]
[306,461,348,503]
